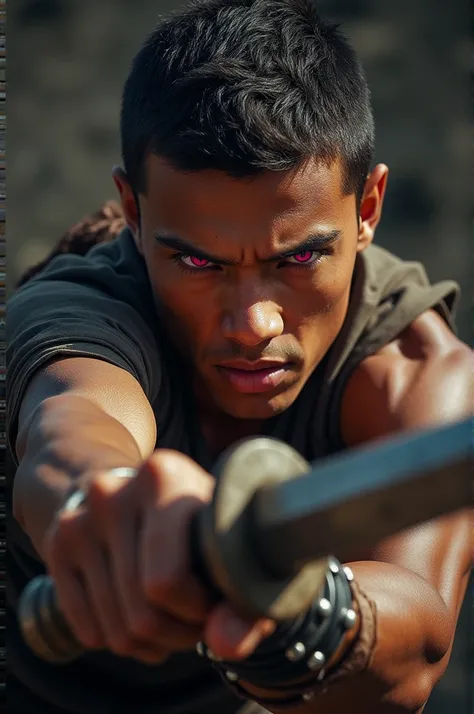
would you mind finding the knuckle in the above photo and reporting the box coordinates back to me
[137,651,168,665]
[77,629,103,650]
[87,475,116,505]
[110,634,135,657]
[143,575,176,604]
[128,610,158,640]
[138,451,214,508]
[87,477,126,526]
[142,450,191,488]
[56,510,82,539]
[61,604,99,649]
[46,514,83,564]
[148,449,180,473]
[137,455,167,493]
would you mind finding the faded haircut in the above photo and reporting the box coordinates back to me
[121,0,375,203]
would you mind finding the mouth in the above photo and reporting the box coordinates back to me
[216,360,294,394]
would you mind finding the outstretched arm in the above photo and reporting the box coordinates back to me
[14,356,157,560]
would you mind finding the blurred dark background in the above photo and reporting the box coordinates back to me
[8,0,473,712]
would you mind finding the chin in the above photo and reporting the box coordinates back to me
[215,390,298,421]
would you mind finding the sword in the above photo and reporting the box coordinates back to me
[19,418,473,662]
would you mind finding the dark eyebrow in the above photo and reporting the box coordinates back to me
[271,230,341,262]
[153,229,341,265]
[153,233,239,265]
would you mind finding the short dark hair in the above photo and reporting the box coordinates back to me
[121,0,375,203]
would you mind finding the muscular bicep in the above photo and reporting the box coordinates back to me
[367,511,472,621]
[17,357,157,460]
[341,309,473,641]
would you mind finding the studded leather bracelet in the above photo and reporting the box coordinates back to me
[197,557,377,709]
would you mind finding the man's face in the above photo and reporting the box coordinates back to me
[122,158,384,420]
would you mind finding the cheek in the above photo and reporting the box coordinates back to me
[302,266,353,318]
[293,261,354,348]
[296,289,350,369]
[149,273,218,345]
[322,273,352,313]
[320,249,357,307]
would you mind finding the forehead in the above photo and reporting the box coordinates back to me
[142,156,354,249]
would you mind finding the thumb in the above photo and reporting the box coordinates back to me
[204,603,275,661]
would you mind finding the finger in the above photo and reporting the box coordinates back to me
[204,603,276,661]
[137,450,216,623]
[139,498,213,623]
[52,568,105,650]
[45,512,106,650]
[87,466,209,623]
[128,608,204,652]
[130,647,169,665]
[81,547,139,657]
[62,551,170,662]
[109,517,204,650]
[86,469,158,655]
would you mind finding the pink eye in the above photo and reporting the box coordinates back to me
[287,250,318,265]
[294,251,313,262]
[180,255,213,269]
[190,256,210,268]
[283,249,322,267]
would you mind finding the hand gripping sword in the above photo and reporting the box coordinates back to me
[18,418,472,663]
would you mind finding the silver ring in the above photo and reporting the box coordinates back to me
[107,467,137,480]
[62,489,87,514]
[61,467,137,514]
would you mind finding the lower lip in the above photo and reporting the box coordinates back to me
[217,365,292,394]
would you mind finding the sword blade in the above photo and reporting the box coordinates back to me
[253,419,473,576]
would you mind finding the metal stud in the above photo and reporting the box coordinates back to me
[196,641,205,657]
[317,597,332,617]
[225,670,239,682]
[307,650,326,671]
[207,649,223,662]
[340,607,357,629]
[328,558,340,574]
[343,566,354,582]
[286,641,306,661]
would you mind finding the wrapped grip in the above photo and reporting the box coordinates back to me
[18,575,84,663]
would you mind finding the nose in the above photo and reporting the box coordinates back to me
[222,298,284,347]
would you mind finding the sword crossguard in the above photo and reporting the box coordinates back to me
[197,437,329,620]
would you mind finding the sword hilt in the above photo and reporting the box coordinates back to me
[18,437,327,663]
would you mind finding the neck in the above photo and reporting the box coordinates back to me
[192,378,266,458]
[199,406,266,460]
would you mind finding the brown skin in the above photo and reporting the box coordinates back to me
[241,310,474,713]
[114,157,386,427]
[14,159,473,712]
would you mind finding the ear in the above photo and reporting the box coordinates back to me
[357,164,389,252]
[112,166,141,248]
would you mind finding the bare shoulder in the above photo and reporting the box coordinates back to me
[341,309,473,447]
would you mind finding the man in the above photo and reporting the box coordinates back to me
[6,1,473,713]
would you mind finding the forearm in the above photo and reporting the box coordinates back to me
[14,393,145,559]
[243,561,452,714]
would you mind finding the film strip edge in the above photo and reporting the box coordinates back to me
[0,0,5,701]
